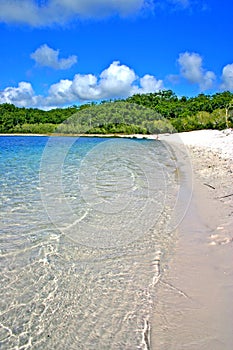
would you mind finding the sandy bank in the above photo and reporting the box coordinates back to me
[158,129,233,160]
[151,130,233,349]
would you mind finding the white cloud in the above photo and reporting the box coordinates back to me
[202,70,216,90]
[31,44,77,69]
[99,61,137,97]
[178,52,216,90]
[178,52,202,83]
[0,1,41,26]
[46,61,138,105]
[71,74,99,100]
[46,79,74,105]
[0,82,38,107]
[220,64,233,91]
[0,61,164,108]
[0,0,151,26]
[46,61,145,105]
[131,74,163,94]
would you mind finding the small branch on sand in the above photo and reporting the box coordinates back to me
[218,193,233,199]
[203,183,216,190]
[160,280,191,300]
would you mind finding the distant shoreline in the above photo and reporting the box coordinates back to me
[0,133,160,140]
[0,133,129,137]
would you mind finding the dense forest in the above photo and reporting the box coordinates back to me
[0,90,233,134]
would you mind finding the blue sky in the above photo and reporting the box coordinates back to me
[0,0,232,109]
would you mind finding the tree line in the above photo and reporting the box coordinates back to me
[0,90,233,134]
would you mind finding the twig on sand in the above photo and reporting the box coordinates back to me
[160,280,191,300]
[203,183,216,190]
[218,193,233,199]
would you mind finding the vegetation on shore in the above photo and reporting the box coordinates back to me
[0,90,233,134]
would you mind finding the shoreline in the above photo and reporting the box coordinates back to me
[151,136,233,349]
[0,132,151,138]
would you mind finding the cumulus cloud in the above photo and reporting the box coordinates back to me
[99,61,137,97]
[46,61,163,105]
[178,52,216,90]
[31,44,77,69]
[220,64,233,91]
[132,74,163,94]
[0,0,152,26]
[0,82,39,107]
[46,61,161,105]
[0,61,163,108]
[46,79,74,105]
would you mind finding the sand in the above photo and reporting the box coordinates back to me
[151,129,233,349]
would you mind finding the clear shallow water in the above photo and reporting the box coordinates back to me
[0,136,180,350]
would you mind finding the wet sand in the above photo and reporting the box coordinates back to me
[151,145,233,349]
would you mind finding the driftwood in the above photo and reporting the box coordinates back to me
[203,183,216,190]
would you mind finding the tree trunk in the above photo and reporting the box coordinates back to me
[225,107,229,128]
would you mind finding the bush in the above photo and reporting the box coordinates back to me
[11,123,57,134]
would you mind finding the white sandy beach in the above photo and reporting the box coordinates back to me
[159,128,233,160]
[151,129,233,349]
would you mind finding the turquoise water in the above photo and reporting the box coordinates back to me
[0,136,180,349]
